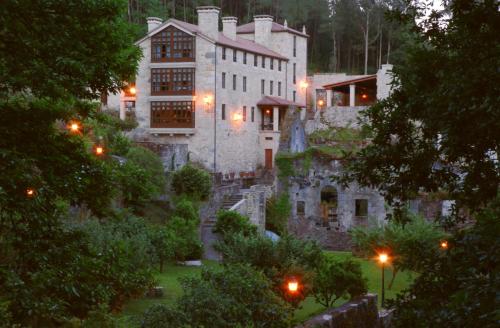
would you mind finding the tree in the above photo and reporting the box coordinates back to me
[171,164,211,200]
[340,0,500,326]
[312,257,367,307]
[0,0,140,324]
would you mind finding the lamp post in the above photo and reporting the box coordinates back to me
[378,253,389,308]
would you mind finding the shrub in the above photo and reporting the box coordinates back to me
[166,216,202,261]
[171,164,211,200]
[213,210,257,241]
[266,194,291,235]
[142,304,188,328]
[312,257,367,307]
[176,264,292,328]
[126,146,165,193]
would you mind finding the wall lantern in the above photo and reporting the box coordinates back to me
[440,240,448,249]
[361,93,368,100]
[300,81,309,89]
[317,99,325,107]
[233,112,243,121]
[129,86,137,95]
[94,145,104,156]
[68,120,81,134]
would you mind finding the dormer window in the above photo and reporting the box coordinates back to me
[151,26,194,62]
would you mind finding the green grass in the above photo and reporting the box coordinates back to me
[116,253,414,326]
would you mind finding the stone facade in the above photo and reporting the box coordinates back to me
[108,7,308,177]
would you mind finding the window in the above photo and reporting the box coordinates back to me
[243,76,247,92]
[221,104,226,120]
[243,52,247,64]
[297,201,305,215]
[293,35,297,57]
[262,56,266,68]
[251,107,255,122]
[232,74,236,90]
[222,72,226,89]
[270,81,273,95]
[151,26,195,62]
[270,58,274,70]
[261,79,265,94]
[222,47,226,60]
[151,68,195,95]
[355,199,368,217]
[293,90,296,102]
[278,81,282,96]
[150,101,194,128]
[293,63,296,84]
[243,106,247,122]
[278,60,282,71]
[233,49,237,62]
[254,55,258,66]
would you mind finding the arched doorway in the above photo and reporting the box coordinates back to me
[320,186,338,227]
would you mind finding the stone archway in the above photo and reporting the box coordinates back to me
[320,186,338,227]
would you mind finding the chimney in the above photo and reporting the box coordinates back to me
[222,16,238,40]
[147,17,162,32]
[197,6,220,40]
[254,15,273,46]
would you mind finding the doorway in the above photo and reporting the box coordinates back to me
[265,149,273,169]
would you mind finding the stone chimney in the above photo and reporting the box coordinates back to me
[147,17,162,32]
[197,6,220,40]
[254,15,273,46]
[222,16,238,40]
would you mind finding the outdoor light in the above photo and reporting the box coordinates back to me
[440,241,448,249]
[26,188,35,197]
[203,95,212,106]
[300,81,309,89]
[129,86,136,95]
[318,99,324,107]
[361,93,368,99]
[265,109,271,115]
[287,279,299,293]
[233,112,243,121]
[94,146,104,156]
[377,252,389,308]
[68,121,81,133]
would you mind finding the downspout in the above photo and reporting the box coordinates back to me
[285,61,288,100]
[214,44,217,179]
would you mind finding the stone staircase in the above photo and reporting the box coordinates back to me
[220,194,243,210]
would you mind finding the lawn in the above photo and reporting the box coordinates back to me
[116,252,414,327]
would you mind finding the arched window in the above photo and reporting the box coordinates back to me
[151,26,195,62]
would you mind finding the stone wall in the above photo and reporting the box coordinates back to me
[296,294,387,328]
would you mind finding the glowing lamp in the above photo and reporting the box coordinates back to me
[440,241,448,249]
[129,86,136,95]
[318,99,324,107]
[233,112,243,121]
[361,94,368,99]
[287,280,299,293]
[68,121,81,134]
[26,188,35,197]
[265,109,271,115]
[378,253,388,264]
[203,95,213,106]
[95,146,104,156]
[300,81,309,89]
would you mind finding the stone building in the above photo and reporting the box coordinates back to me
[284,66,394,250]
[108,6,308,177]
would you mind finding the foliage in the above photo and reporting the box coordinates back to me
[166,199,202,261]
[312,257,367,308]
[176,264,293,328]
[148,225,172,273]
[266,194,291,235]
[141,304,189,328]
[351,213,446,287]
[171,164,211,200]
[340,0,500,213]
[390,197,500,327]
[216,233,323,306]
[213,210,258,241]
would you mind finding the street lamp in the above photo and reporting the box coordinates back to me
[378,253,389,308]
[440,240,448,249]
[287,279,299,294]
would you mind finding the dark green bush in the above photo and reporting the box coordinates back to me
[141,304,188,328]
[171,164,211,200]
[213,210,258,241]
[312,257,367,307]
[177,264,292,328]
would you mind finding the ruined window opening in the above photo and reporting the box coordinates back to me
[355,199,368,217]
[321,186,338,226]
[297,201,305,216]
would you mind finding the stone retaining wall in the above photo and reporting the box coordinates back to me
[296,294,392,328]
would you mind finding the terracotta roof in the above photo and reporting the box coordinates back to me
[143,19,288,61]
[236,21,308,37]
[257,96,305,107]
[323,75,377,89]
